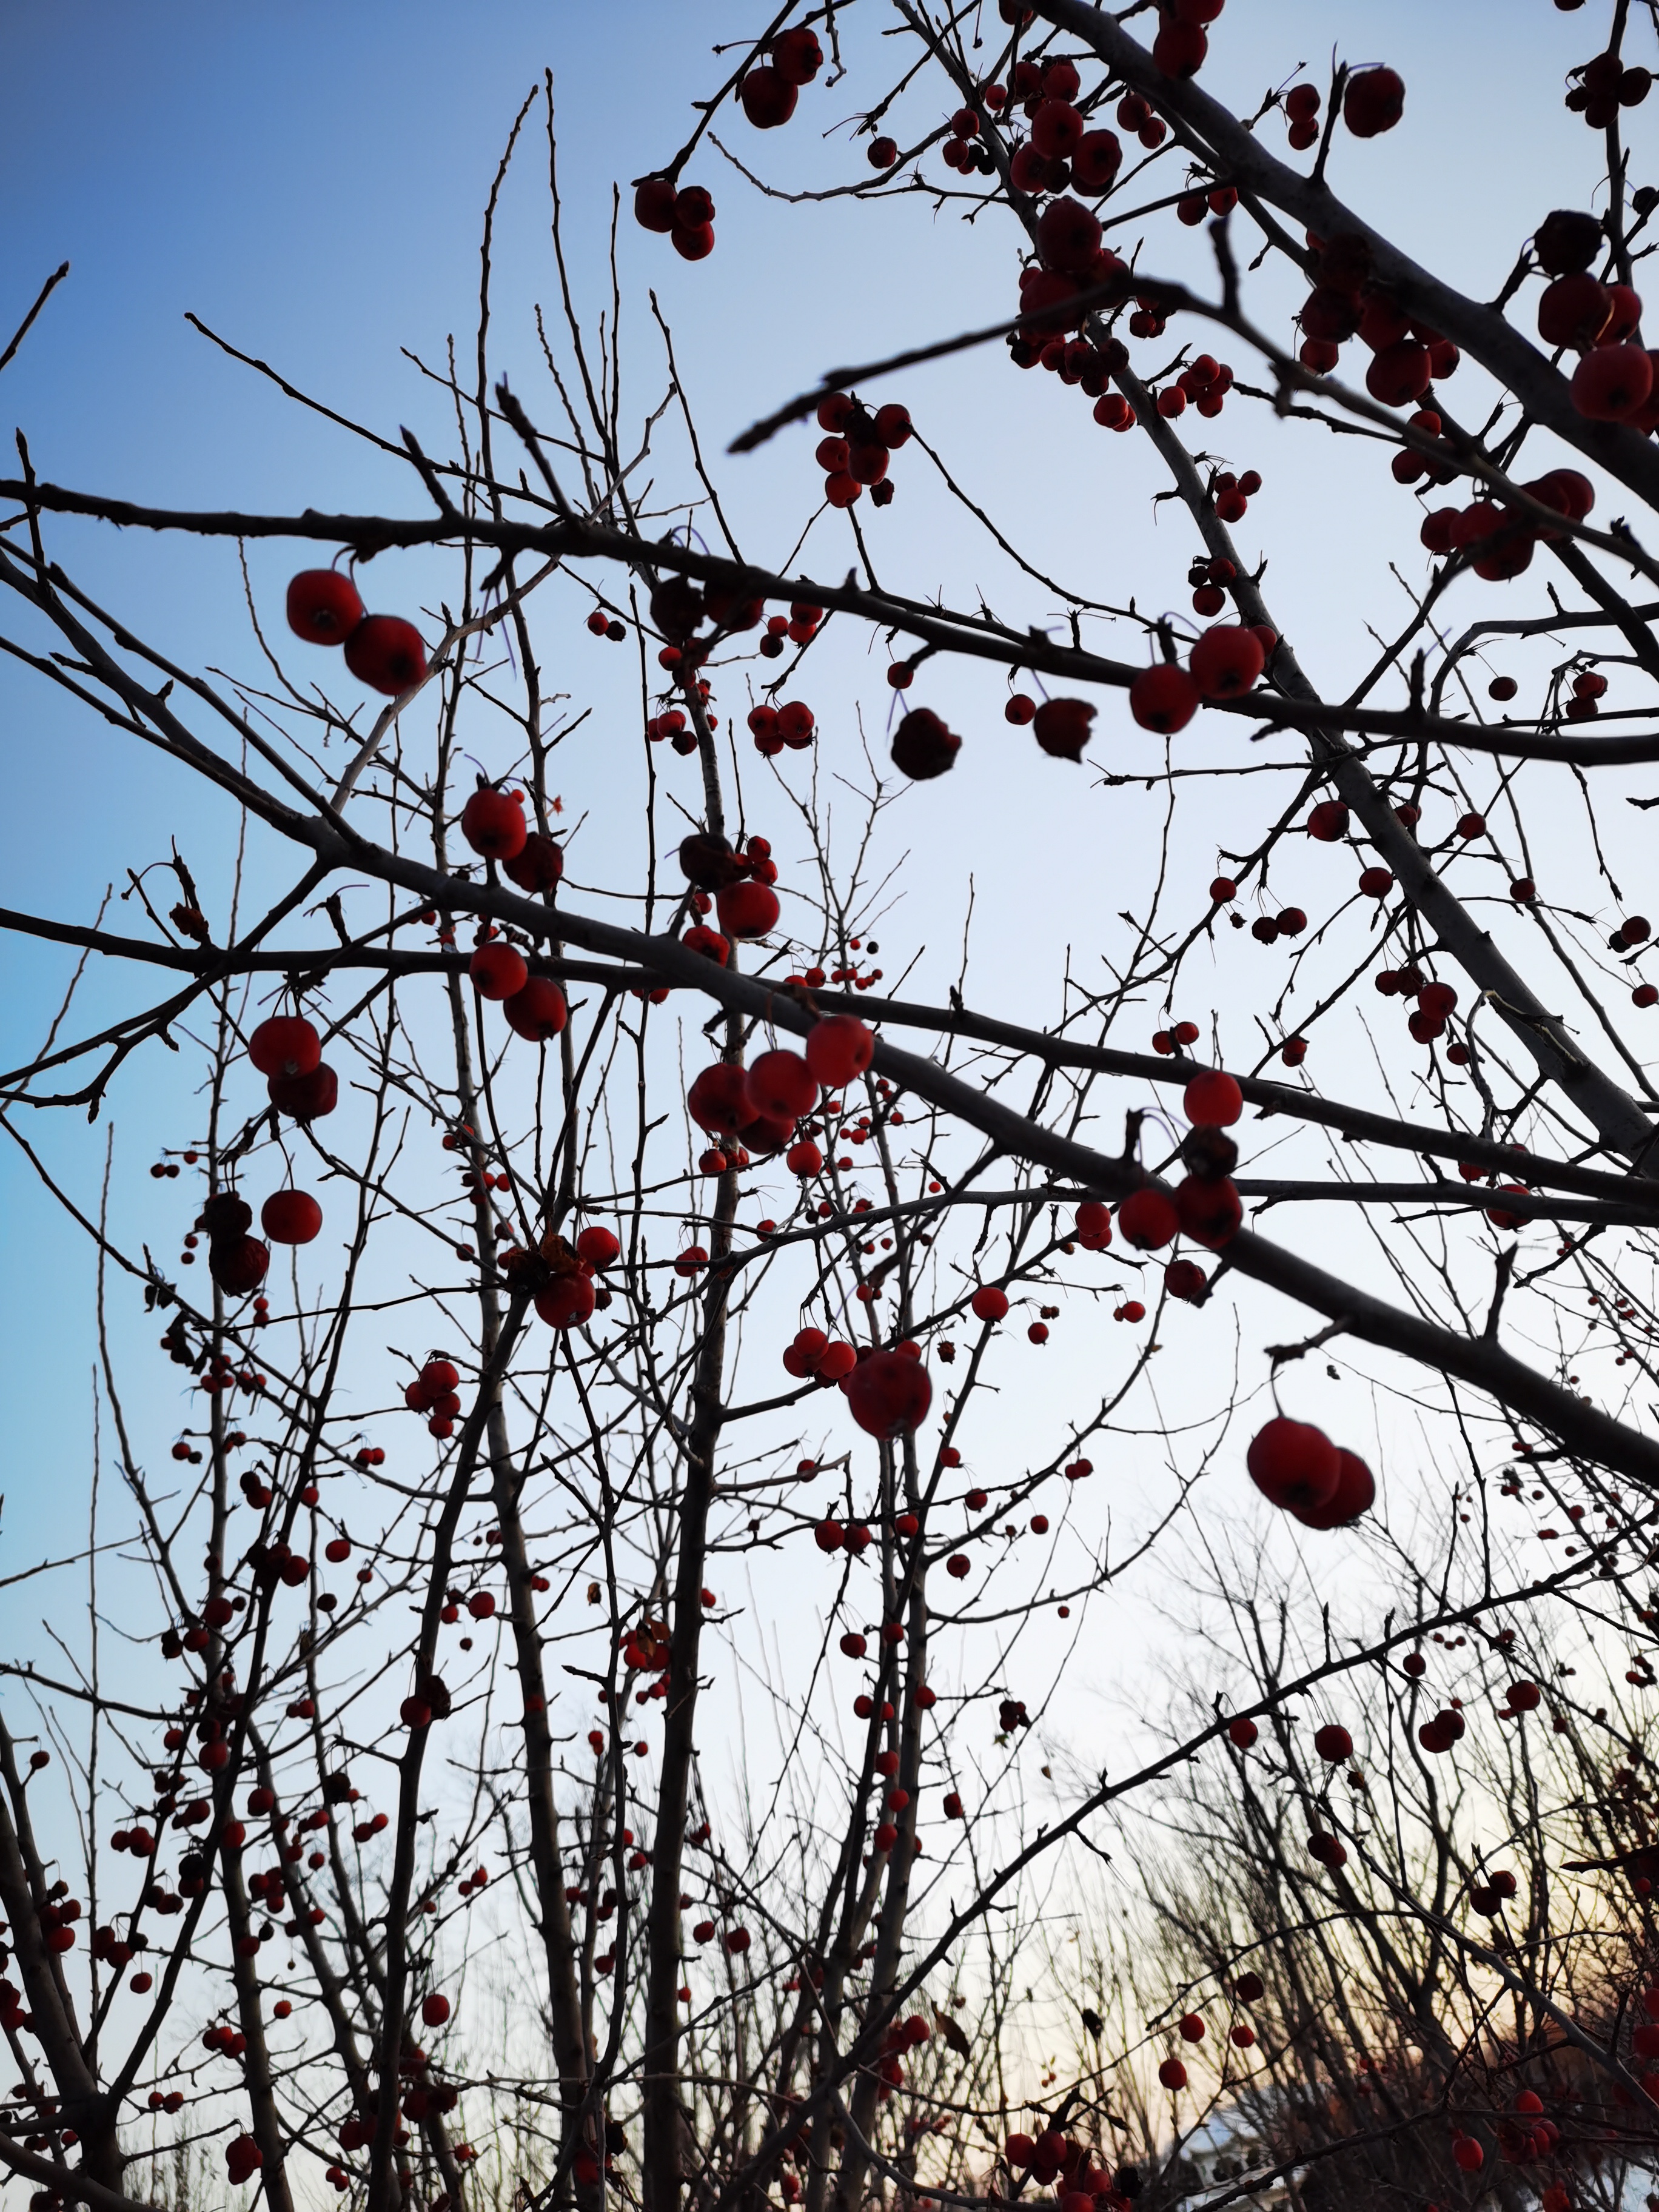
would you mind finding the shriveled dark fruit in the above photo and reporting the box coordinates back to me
[1535,208,1603,274]
[891,708,961,779]
[679,832,746,890]
[503,832,564,895]
[650,576,705,640]
[1181,1125,1239,1181]
[199,1193,253,1241]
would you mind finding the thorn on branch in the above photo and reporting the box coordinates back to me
[1265,1318,1350,1367]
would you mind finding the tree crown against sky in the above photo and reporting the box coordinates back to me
[5,5,1659,2212]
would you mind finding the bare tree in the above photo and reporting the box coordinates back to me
[5,8,1659,2212]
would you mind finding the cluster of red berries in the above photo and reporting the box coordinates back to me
[1207,466,1262,523]
[1296,229,1458,394]
[466,933,568,1042]
[226,2134,264,2187]
[814,392,911,509]
[940,99,997,178]
[1529,210,1659,427]
[286,571,426,696]
[1383,973,1461,1054]
[1000,58,1132,200]
[687,1017,873,1184]
[680,830,780,953]
[1005,2123,1142,2197]
[1158,353,1235,420]
[1282,79,1322,151]
[782,1326,860,1382]
[757,600,826,662]
[404,1357,461,1439]
[458,784,566,892]
[250,1010,338,1124]
[648,706,692,752]
[528,1225,619,1332]
[196,1191,269,1296]
[1247,903,1307,947]
[1129,624,1273,734]
[586,606,626,642]
[1151,1019,1204,1054]
[1187,553,1238,616]
[634,180,717,262]
[737,25,823,129]
[1017,196,1123,339]
[1246,1415,1376,1529]
[1178,186,1239,228]
[1386,407,1457,489]
[1565,48,1652,127]
[1565,667,1608,722]
[748,700,816,757]
[1419,466,1595,581]
[1008,326,1133,418]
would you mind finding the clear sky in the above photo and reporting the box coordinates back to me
[0,0,1641,1741]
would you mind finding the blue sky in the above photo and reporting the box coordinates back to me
[0,0,1644,1738]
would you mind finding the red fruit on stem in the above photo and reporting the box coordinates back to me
[1117,1188,1179,1250]
[1293,1447,1376,1528]
[1247,1418,1339,1513]
[1343,67,1405,137]
[344,614,426,695]
[286,569,364,646]
[1572,344,1655,421]
[249,1015,321,1079]
[502,831,564,894]
[1130,665,1201,732]
[806,1015,875,1087]
[1538,273,1613,350]
[1175,1176,1241,1249]
[634,179,677,233]
[1183,1070,1243,1126]
[1366,341,1431,407]
[269,1062,338,1121]
[688,1064,754,1136]
[1036,196,1102,278]
[748,1050,818,1120]
[1071,130,1123,190]
[470,943,529,1001]
[1075,1199,1112,1249]
[504,977,568,1041]
[717,882,781,939]
[461,788,529,863]
[261,1190,322,1245]
[575,1225,620,1269]
[740,65,799,129]
[970,1285,1010,1322]
[210,1236,270,1296]
[1190,626,1264,700]
[845,1349,933,1439]
[535,1275,597,1330]
[1152,18,1207,75]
